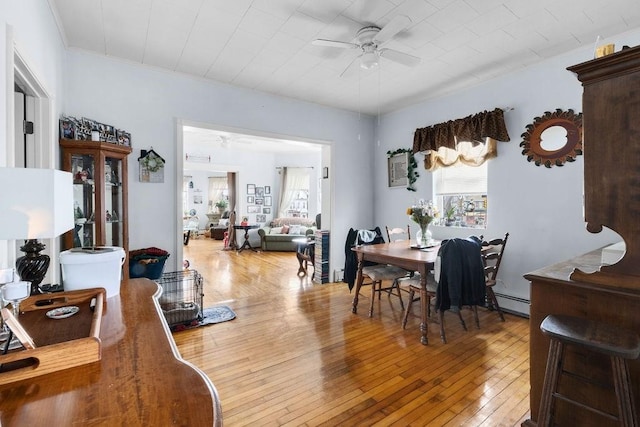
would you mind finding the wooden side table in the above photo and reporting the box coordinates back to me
[293,237,315,275]
[234,224,259,252]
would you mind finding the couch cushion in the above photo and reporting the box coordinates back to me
[270,217,316,228]
[289,224,301,235]
[270,226,283,234]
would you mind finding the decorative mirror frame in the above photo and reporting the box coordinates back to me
[520,109,583,168]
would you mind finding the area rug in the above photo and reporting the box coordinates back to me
[170,305,236,332]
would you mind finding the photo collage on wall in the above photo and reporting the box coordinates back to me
[246,184,271,224]
[59,115,131,147]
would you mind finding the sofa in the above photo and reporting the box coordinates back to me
[258,217,317,251]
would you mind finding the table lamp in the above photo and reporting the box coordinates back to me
[0,168,74,295]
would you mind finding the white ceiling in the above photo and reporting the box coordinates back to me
[183,125,322,154]
[49,0,640,115]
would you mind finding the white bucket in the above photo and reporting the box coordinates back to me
[59,246,126,298]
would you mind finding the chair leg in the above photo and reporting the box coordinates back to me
[611,356,638,427]
[402,288,414,329]
[439,310,446,344]
[487,287,505,321]
[456,310,467,331]
[537,339,564,426]
[369,280,379,317]
[393,280,404,310]
[473,305,480,329]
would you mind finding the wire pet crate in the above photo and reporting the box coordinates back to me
[156,270,204,328]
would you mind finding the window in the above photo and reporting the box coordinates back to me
[433,162,487,228]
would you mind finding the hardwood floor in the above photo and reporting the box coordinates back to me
[176,237,531,426]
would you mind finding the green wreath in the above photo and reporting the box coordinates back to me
[387,148,419,191]
[141,153,164,172]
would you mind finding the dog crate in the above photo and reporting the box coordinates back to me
[155,270,203,328]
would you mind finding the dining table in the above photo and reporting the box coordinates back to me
[351,240,439,345]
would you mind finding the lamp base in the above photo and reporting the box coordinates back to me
[16,239,50,295]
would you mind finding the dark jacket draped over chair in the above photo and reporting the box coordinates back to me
[435,237,486,311]
[343,227,385,291]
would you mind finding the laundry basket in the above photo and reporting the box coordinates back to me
[129,247,170,280]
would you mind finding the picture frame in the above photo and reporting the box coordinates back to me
[255,198,264,205]
[247,206,261,213]
[256,214,266,223]
[263,207,271,214]
[59,119,76,140]
[247,196,254,204]
[247,184,255,195]
[388,152,409,188]
[265,196,272,206]
[256,187,264,197]
[265,186,271,194]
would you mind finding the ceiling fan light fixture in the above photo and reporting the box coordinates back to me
[360,51,379,70]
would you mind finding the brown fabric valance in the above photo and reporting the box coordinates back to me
[412,108,510,153]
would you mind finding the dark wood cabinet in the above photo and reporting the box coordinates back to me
[60,139,132,276]
[524,45,640,426]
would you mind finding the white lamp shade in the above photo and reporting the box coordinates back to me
[0,168,74,240]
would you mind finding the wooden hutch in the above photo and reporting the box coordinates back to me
[524,45,640,426]
[59,138,131,277]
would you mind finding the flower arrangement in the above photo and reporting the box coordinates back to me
[406,199,438,227]
[407,200,438,246]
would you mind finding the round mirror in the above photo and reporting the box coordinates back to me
[520,109,583,168]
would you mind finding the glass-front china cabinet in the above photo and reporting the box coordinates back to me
[59,139,131,262]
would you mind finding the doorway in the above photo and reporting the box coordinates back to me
[175,121,332,271]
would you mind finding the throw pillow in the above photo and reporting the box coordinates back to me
[281,225,290,234]
[289,224,301,235]
[270,226,283,234]
[218,219,229,226]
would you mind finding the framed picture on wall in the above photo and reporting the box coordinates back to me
[256,214,266,223]
[388,152,409,188]
[265,196,272,206]
[256,187,264,197]
[255,198,264,205]
[247,206,261,213]
[263,207,271,214]
[247,184,255,195]
[247,196,254,204]
[265,186,271,194]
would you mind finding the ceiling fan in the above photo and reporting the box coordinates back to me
[312,15,421,77]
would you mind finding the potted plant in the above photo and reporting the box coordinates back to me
[215,199,228,213]
[445,206,456,226]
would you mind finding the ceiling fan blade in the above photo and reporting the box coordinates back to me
[312,39,359,49]
[340,54,362,78]
[373,15,412,44]
[379,48,421,67]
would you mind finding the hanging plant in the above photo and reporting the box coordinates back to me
[387,148,419,191]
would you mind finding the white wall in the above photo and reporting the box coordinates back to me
[0,0,66,271]
[63,51,375,273]
[376,28,640,315]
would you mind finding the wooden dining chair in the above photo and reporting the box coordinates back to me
[345,227,408,317]
[401,237,485,343]
[481,232,509,321]
[385,225,410,243]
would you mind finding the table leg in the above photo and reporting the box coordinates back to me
[352,254,365,314]
[419,271,429,345]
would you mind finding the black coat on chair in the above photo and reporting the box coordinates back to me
[343,227,385,291]
[435,237,486,311]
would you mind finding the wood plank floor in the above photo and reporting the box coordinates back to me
[176,237,531,426]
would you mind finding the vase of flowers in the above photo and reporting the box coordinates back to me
[407,200,437,247]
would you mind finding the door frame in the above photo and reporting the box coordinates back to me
[4,25,59,281]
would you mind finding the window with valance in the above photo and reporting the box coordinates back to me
[413,108,510,171]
